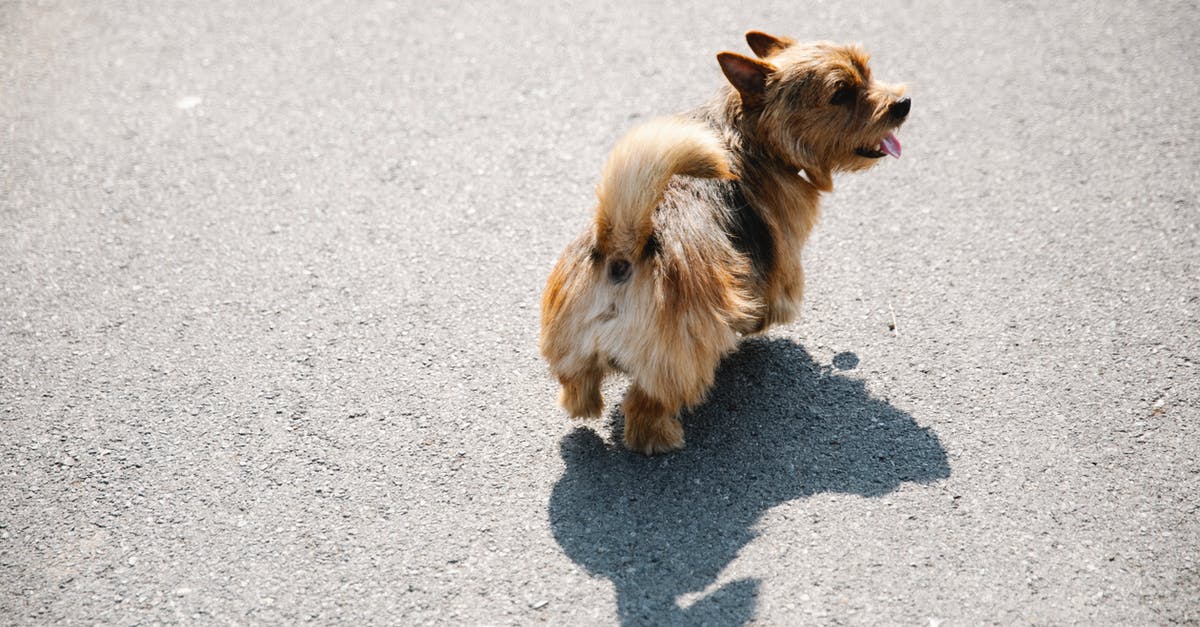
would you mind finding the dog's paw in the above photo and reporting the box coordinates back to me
[561,385,604,419]
[624,416,685,455]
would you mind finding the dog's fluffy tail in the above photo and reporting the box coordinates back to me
[594,118,734,257]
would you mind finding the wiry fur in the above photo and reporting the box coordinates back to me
[541,32,910,454]
[594,118,735,259]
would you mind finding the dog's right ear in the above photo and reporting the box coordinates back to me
[717,52,774,108]
[745,30,793,58]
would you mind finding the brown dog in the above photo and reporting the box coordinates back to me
[541,31,910,454]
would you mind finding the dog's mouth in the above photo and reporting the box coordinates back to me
[855,132,902,159]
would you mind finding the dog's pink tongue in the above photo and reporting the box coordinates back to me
[881,133,901,158]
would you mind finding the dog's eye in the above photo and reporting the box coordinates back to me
[830,85,856,106]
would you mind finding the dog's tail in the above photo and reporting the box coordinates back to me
[594,118,734,258]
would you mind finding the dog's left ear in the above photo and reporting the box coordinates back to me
[717,52,775,108]
[745,30,793,58]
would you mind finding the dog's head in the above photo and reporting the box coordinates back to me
[718,31,909,190]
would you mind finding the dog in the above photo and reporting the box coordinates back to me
[540,31,910,454]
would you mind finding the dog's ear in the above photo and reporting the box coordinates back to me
[745,30,793,58]
[717,52,774,107]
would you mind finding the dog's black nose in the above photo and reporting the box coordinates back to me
[890,97,911,120]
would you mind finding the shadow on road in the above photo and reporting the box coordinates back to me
[549,338,950,625]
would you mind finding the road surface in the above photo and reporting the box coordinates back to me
[2,1,1197,624]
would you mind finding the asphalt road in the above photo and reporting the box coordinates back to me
[3,1,1198,624]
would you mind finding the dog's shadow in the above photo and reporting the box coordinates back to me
[549,338,950,625]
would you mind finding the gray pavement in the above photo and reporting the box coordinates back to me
[3,1,1198,624]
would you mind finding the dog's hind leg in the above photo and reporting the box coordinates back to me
[621,384,686,455]
[558,364,605,419]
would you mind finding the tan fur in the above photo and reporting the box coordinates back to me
[595,118,735,257]
[541,32,909,454]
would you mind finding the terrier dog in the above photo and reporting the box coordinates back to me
[541,31,910,454]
